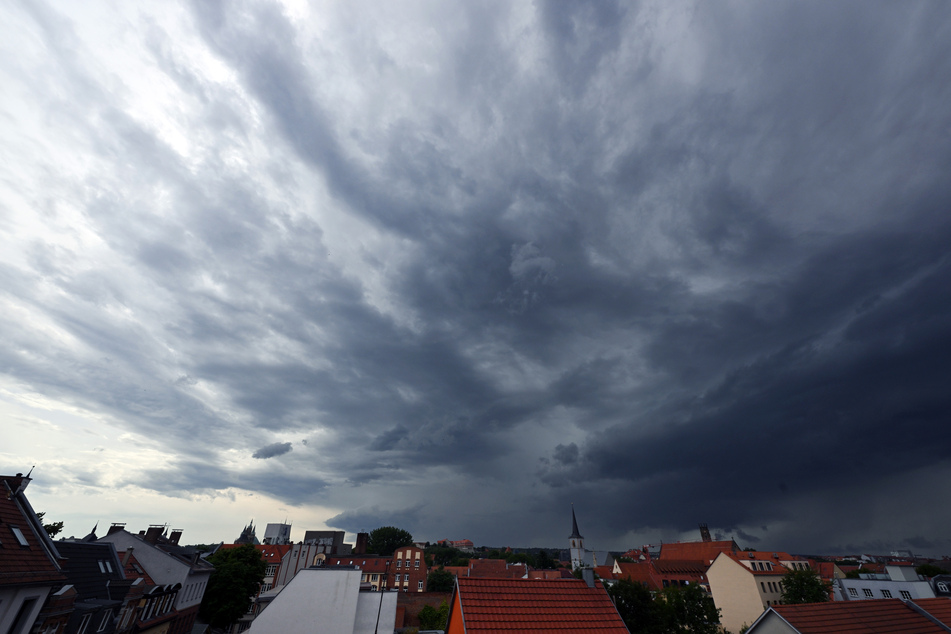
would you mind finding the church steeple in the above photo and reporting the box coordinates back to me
[569,504,585,569]
[569,505,583,539]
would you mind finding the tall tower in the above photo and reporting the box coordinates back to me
[569,505,585,570]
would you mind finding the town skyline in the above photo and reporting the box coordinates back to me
[3,1,951,558]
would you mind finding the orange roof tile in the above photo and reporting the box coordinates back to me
[452,577,628,633]
[659,540,739,563]
[770,598,951,633]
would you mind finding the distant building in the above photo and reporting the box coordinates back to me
[235,520,260,545]
[263,522,292,545]
[834,563,936,602]
[566,506,614,569]
[303,530,350,555]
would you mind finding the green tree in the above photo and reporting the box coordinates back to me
[367,526,414,556]
[844,566,874,579]
[418,601,450,630]
[425,544,464,566]
[35,512,64,539]
[659,584,721,634]
[426,567,455,592]
[199,544,267,628]
[780,567,831,604]
[917,563,949,578]
[606,579,666,634]
[535,549,556,569]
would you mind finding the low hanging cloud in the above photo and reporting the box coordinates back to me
[252,442,293,460]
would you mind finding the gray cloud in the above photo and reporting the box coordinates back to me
[252,442,293,460]
[2,0,951,554]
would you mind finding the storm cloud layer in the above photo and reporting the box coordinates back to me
[2,0,951,554]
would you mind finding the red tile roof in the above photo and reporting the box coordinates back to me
[217,543,292,561]
[0,475,66,586]
[451,577,628,633]
[914,598,951,624]
[659,540,739,563]
[770,598,951,633]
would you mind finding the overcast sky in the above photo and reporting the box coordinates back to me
[2,0,951,556]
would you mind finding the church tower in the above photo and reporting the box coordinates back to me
[569,505,585,570]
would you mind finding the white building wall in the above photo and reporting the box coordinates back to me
[0,586,52,634]
[250,568,397,634]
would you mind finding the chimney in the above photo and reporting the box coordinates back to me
[355,532,368,555]
[144,526,164,544]
[582,568,595,588]
[121,547,134,568]
[169,530,183,546]
[108,523,127,536]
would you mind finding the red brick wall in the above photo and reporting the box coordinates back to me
[395,592,452,628]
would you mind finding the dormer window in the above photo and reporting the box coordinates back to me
[10,526,29,547]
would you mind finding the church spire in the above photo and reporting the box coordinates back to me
[569,504,583,539]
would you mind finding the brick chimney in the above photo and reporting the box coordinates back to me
[355,532,368,555]
[169,530,183,545]
[108,523,127,536]
[144,526,165,544]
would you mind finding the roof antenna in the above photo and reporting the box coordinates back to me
[26,466,35,478]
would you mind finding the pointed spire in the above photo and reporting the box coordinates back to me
[569,504,583,539]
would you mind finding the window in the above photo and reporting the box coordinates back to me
[881,590,892,598]
[415,560,420,568]
[396,560,402,568]
[863,588,874,598]
[371,574,378,581]
[761,582,766,592]
[261,583,272,592]
[848,588,858,597]
[97,609,113,632]
[265,565,277,576]
[77,614,92,634]
[8,597,39,634]
[10,526,29,547]
[97,560,113,573]
[900,591,912,600]
[418,580,424,590]
[765,562,773,571]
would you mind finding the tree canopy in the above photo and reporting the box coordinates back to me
[426,567,455,593]
[606,579,721,634]
[418,601,450,630]
[200,544,267,628]
[36,512,64,539]
[917,563,949,578]
[367,526,414,556]
[780,567,831,604]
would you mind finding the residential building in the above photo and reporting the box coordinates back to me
[706,550,809,634]
[0,473,67,634]
[613,558,710,592]
[327,555,393,591]
[390,546,429,592]
[444,559,528,580]
[97,524,213,634]
[833,563,936,602]
[745,597,951,633]
[302,530,350,555]
[445,576,628,634]
[248,568,397,634]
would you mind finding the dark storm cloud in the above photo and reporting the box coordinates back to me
[4,0,951,553]
[252,442,293,459]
